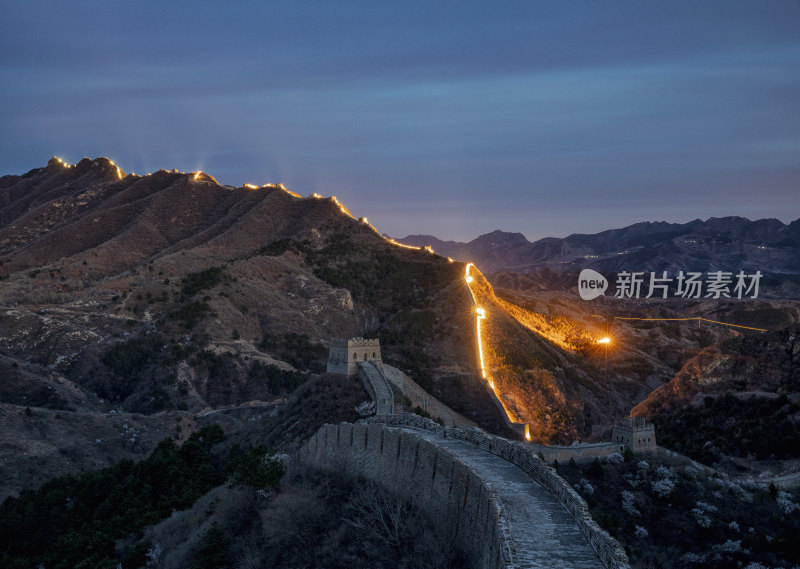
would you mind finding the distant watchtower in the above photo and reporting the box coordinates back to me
[612,417,657,454]
[327,337,382,376]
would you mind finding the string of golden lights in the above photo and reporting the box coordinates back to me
[52,155,764,335]
[464,263,529,438]
[611,316,767,332]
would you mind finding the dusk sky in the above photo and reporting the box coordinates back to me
[2,1,799,241]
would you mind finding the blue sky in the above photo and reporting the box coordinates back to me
[2,1,798,241]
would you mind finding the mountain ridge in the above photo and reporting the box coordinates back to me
[399,216,800,278]
[2,156,797,502]
[0,156,511,498]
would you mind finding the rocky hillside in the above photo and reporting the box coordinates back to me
[467,276,797,443]
[632,323,800,419]
[629,323,800,468]
[0,157,715,482]
[0,157,505,497]
[4,157,794,497]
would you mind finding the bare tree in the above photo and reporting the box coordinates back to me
[343,486,414,551]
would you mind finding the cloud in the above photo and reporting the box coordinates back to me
[1,1,798,239]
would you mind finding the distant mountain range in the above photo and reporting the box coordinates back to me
[399,217,800,279]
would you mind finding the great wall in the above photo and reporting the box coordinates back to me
[298,415,630,569]
[346,343,652,462]
[296,338,644,568]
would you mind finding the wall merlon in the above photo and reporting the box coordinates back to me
[352,423,368,451]
[349,337,380,348]
[366,423,383,451]
[340,422,354,449]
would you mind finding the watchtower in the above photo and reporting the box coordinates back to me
[612,416,656,453]
[327,337,382,376]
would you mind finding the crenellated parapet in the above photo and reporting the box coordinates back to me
[348,337,380,348]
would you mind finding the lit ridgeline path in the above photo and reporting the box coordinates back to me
[464,263,531,439]
[403,426,606,569]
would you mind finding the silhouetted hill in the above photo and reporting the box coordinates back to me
[400,217,800,283]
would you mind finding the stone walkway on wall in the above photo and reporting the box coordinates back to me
[358,361,395,415]
[403,427,605,569]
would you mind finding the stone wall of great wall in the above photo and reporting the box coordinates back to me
[374,414,629,568]
[296,421,514,569]
[382,364,478,429]
[298,414,630,569]
[317,337,647,567]
[527,441,624,463]
[368,364,623,464]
